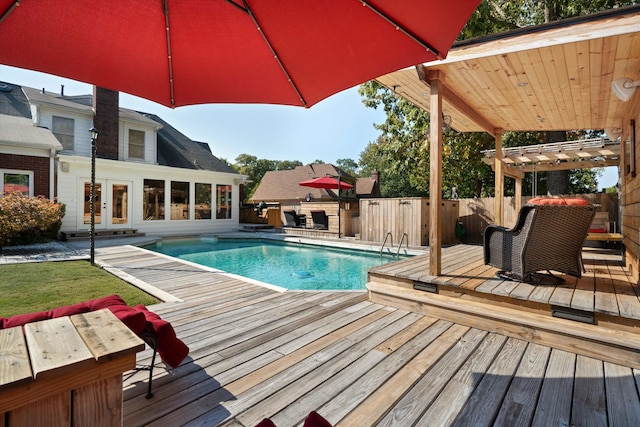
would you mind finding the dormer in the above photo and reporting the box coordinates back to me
[21,85,161,165]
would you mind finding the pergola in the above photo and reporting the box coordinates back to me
[481,136,621,196]
[375,6,640,276]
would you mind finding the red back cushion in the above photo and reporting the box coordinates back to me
[50,301,91,318]
[134,305,190,368]
[3,311,50,328]
[108,305,146,334]
[528,197,589,206]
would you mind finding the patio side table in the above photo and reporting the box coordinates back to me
[0,309,144,426]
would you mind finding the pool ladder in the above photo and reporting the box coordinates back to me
[380,232,409,257]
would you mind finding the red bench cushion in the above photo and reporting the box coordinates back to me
[0,295,188,368]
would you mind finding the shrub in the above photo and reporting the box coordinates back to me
[0,192,65,246]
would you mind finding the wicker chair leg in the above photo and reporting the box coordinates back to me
[524,271,565,286]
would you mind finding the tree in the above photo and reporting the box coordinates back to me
[359,137,425,197]
[335,158,360,177]
[358,81,496,198]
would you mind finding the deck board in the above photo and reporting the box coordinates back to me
[85,244,640,426]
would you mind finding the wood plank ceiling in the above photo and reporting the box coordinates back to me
[376,7,640,136]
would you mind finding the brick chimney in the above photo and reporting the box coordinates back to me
[92,86,119,160]
[371,169,380,183]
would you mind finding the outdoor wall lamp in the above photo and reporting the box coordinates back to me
[611,78,640,102]
[89,127,98,265]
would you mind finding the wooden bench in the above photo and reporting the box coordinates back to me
[586,232,622,242]
[0,310,144,426]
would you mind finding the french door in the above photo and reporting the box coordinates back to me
[81,180,132,230]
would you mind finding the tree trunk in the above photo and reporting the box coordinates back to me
[546,130,569,195]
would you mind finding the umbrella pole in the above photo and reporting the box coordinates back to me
[338,175,341,238]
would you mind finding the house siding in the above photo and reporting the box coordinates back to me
[3,83,241,239]
[622,93,640,282]
[37,108,94,157]
[57,155,239,237]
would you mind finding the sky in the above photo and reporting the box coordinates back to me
[0,65,619,191]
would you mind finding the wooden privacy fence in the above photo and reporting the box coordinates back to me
[359,198,459,246]
[241,193,617,246]
[358,193,618,246]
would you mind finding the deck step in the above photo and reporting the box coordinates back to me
[367,280,640,369]
[61,229,144,241]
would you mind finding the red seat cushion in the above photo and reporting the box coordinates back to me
[528,197,589,206]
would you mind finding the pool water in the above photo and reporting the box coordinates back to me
[147,239,405,291]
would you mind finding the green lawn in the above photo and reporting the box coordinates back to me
[0,260,159,317]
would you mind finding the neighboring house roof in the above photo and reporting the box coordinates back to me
[0,114,62,150]
[250,163,356,203]
[141,113,237,174]
[356,176,380,198]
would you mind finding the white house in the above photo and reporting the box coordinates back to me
[0,82,245,238]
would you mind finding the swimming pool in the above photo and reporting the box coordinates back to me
[146,238,406,291]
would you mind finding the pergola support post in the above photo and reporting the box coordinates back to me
[515,175,522,220]
[428,71,443,276]
[494,129,504,226]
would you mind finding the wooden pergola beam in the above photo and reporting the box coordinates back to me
[416,65,497,137]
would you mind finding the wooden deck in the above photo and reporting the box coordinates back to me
[91,244,640,426]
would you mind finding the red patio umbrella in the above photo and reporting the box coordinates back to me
[0,0,480,108]
[298,176,354,190]
[299,176,354,238]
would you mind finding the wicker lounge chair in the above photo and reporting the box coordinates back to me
[311,210,329,230]
[484,202,596,283]
[283,210,306,228]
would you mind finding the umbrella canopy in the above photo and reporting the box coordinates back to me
[299,176,354,190]
[0,0,480,108]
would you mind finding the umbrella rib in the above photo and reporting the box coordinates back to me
[0,0,19,24]
[359,0,442,59]
[241,0,308,107]
[162,0,176,107]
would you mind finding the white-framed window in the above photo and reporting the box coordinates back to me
[128,129,145,160]
[1,169,33,196]
[216,184,232,219]
[195,183,212,220]
[52,116,75,151]
[143,179,165,220]
[170,181,189,220]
